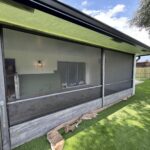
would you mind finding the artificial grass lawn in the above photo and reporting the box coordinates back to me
[14,80,150,150]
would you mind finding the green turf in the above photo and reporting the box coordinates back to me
[14,80,150,150]
[0,0,149,55]
[13,136,50,150]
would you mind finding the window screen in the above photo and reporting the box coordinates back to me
[78,62,86,84]
[4,28,102,125]
[58,62,85,87]
[105,50,133,96]
[68,62,78,86]
[58,62,68,86]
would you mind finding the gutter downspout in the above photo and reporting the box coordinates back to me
[136,56,141,62]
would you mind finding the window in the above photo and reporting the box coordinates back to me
[58,62,85,88]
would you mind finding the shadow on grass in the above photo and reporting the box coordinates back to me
[14,135,50,150]
[61,99,131,139]
[63,80,150,150]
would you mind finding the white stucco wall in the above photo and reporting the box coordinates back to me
[3,28,101,85]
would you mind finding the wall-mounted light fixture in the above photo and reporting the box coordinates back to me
[37,60,43,68]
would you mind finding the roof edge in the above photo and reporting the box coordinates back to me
[12,0,150,51]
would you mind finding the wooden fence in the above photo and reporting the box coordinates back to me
[136,67,150,80]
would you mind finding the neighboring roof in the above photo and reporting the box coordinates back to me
[0,0,150,55]
[137,62,150,68]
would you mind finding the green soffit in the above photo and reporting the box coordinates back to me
[0,1,149,55]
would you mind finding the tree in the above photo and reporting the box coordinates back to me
[131,0,150,34]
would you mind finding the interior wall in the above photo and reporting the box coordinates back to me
[3,28,101,98]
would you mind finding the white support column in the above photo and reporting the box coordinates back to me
[14,74,20,99]
[132,54,136,95]
[0,27,11,150]
[101,49,105,107]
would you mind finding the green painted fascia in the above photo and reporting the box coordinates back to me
[0,1,149,55]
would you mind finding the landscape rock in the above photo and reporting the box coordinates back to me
[64,124,76,133]
[47,130,64,150]
[47,111,99,149]
[81,112,97,120]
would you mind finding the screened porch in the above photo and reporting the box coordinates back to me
[3,28,133,126]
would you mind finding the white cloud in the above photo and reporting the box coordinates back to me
[81,0,88,6]
[57,0,64,2]
[82,4,150,46]
[107,4,125,17]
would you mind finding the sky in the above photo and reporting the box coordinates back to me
[58,0,150,62]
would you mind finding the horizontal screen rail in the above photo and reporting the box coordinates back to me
[7,84,102,105]
[105,79,133,86]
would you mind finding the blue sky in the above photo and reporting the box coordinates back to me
[59,0,150,62]
[61,0,139,18]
